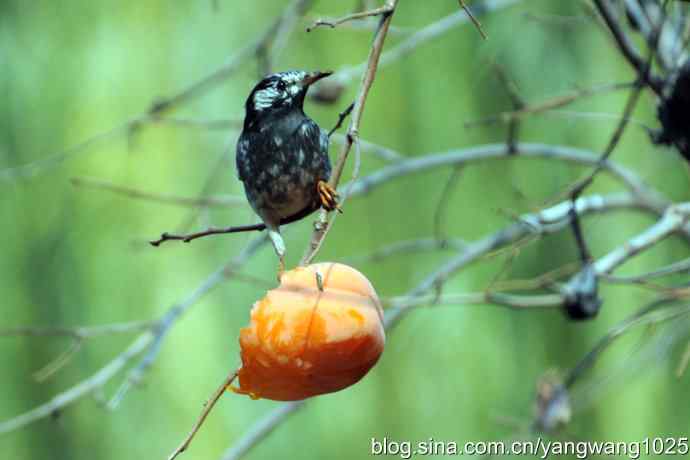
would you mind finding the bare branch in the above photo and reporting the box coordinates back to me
[594,202,690,275]
[565,80,647,200]
[564,299,690,388]
[168,369,239,460]
[343,143,669,214]
[0,120,138,182]
[108,236,266,409]
[458,0,488,39]
[333,0,521,85]
[592,0,665,95]
[383,195,636,328]
[307,4,394,32]
[0,234,269,435]
[0,0,314,183]
[0,332,154,435]
[150,223,266,247]
[602,257,690,284]
[0,320,153,340]
[327,102,355,138]
[151,140,667,249]
[70,177,244,209]
[433,166,464,242]
[220,402,305,460]
[1,320,155,383]
[345,238,467,264]
[301,0,400,264]
[149,0,314,114]
[220,192,657,457]
[464,81,636,127]
[385,291,563,310]
[330,134,403,162]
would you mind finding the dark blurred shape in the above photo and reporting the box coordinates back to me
[533,371,572,433]
[309,79,346,104]
[652,61,690,162]
[562,263,602,320]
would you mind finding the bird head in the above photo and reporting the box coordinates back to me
[244,70,332,124]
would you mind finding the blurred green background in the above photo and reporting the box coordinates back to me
[2,1,689,459]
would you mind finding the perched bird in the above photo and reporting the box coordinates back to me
[236,70,340,275]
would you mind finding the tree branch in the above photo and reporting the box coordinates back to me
[70,177,244,209]
[458,0,488,39]
[220,402,305,460]
[149,224,266,247]
[0,0,314,183]
[301,0,400,264]
[592,0,665,95]
[168,369,239,460]
[306,4,395,32]
[0,332,154,435]
[218,192,664,458]
[332,0,521,85]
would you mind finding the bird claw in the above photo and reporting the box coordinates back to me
[317,180,342,213]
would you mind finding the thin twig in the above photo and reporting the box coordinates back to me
[108,236,266,410]
[149,0,314,114]
[345,238,467,264]
[594,202,690,275]
[220,402,305,460]
[464,82,635,127]
[592,0,665,95]
[492,64,525,153]
[70,177,244,208]
[565,81,646,200]
[0,0,314,183]
[301,0,400,264]
[167,369,239,460]
[0,332,154,435]
[554,7,666,205]
[32,339,84,382]
[385,291,563,310]
[602,257,690,283]
[150,223,266,247]
[330,134,403,162]
[458,0,488,39]
[151,140,669,248]
[343,142,669,214]
[220,192,658,458]
[327,102,355,138]
[564,300,690,388]
[0,320,154,339]
[307,4,394,32]
[433,166,464,242]
[333,0,521,85]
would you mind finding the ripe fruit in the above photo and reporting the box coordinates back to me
[231,263,385,401]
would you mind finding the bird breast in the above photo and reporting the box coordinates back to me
[239,114,330,221]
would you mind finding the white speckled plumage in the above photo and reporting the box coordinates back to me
[235,70,333,268]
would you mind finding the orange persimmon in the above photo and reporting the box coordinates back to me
[231,262,385,401]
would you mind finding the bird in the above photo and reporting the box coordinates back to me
[236,70,340,277]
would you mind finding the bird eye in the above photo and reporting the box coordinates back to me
[276,80,287,91]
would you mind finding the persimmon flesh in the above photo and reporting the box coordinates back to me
[232,263,385,401]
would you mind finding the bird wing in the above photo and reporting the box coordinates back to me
[319,127,331,178]
[235,132,252,182]
[275,125,331,225]
[236,130,277,182]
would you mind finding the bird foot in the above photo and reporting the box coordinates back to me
[317,180,342,213]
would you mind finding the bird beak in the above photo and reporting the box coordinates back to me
[301,71,333,87]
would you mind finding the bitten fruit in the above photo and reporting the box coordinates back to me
[232,262,385,401]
